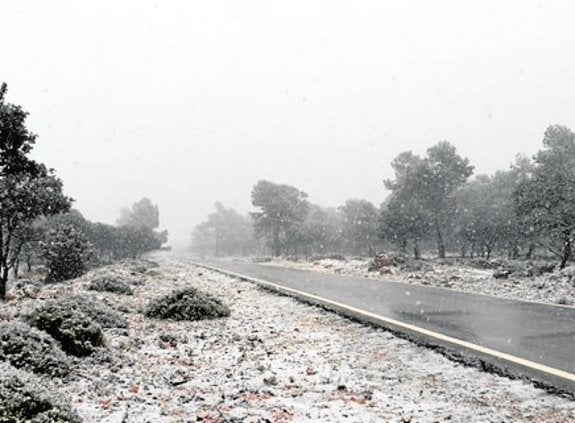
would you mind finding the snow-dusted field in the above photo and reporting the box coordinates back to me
[2,259,574,422]
[258,257,575,307]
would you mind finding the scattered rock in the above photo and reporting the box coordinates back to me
[158,333,179,348]
[493,270,511,279]
[555,296,572,306]
[306,367,318,376]
[263,375,278,386]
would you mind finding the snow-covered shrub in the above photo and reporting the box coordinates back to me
[35,295,128,329]
[368,254,408,271]
[310,254,346,262]
[526,262,556,277]
[120,259,159,274]
[0,321,70,377]
[0,363,82,422]
[87,276,133,295]
[145,287,230,321]
[42,224,91,283]
[25,300,105,357]
[368,253,407,272]
[252,257,273,263]
[326,254,346,261]
[468,258,501,269]
[400,260,430,272]
[9,279,43,300]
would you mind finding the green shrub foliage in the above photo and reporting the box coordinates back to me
[25,300,105,357]
[0,83,72,301]
[145,287,230,321]
[87,276,133,295]
[0,363,82,422]
[54,295,129,329]
[42,224,91,283]
[0,321,70,377]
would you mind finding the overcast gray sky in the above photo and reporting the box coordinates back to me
[2,1,575,247]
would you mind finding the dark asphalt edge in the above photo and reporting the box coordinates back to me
[192,261,575,400]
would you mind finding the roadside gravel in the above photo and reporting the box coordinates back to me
[1,259,574,422]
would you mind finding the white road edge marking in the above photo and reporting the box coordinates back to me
[258,261,575,310]
[194,261,575,386]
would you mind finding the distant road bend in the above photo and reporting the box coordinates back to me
[190,258,575,396]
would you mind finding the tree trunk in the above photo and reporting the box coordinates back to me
[0,227,4,300]
[413,238,420,259]
[12,258,19,280]
[560,235,571,269]
[507,243,519,259]
[399,239,407,256]
[0,267,7,301]
[435,216,446,259]
[272,227,280,257]
[525,244,535,259]
[367,244,376,257]
[436,229,446,259]
[214,237,219,257]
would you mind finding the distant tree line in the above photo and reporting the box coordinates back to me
[192,124,575,269]
[21,198,169,280]
[191,184,382,258]
[0,83,167,299]
[382,126,575,269]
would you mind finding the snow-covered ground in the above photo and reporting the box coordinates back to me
[2,259,574,422]
[256,257,575,307]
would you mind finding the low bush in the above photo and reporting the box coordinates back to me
[0,321,70,377]
[468,258,502,270]
[120,259,159,274]
[50,295,128,329]
[526,262,556,277]
[145,287,230,321]
[368,253,408,272]
[0,363,82,422]
[310,254,347,262]
[251,257,272,263]
[326,254,347,261]
[87,276,133,295]
[25,301,105,357]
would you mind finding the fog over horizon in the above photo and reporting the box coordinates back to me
[2,0,575,247]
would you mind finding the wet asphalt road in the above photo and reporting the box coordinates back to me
[192,258,575,376]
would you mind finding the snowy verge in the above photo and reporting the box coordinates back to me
[0,259,574,422]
